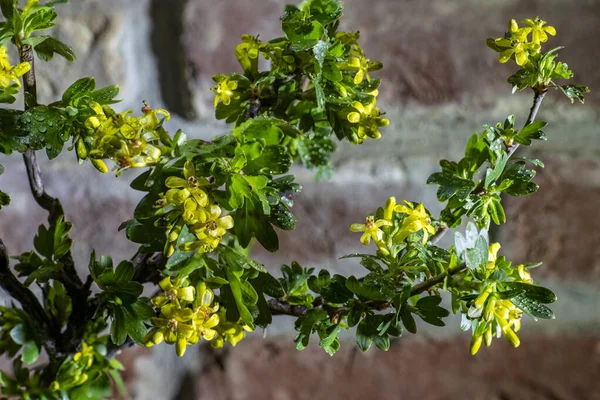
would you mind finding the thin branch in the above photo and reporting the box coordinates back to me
[268,299,309,317]
[429,223,448,245]
[409,264,467,296]
[507,89,547,159]
[19,45,82,290]
[0,240,51,326]
[264,264,468,318]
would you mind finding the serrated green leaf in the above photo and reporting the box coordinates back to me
[427,171,475,202]
[345,275,387,301]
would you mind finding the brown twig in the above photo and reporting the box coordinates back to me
[429,223,448,245]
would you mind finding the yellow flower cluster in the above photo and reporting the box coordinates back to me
[0,46,31,88]
[492,18,556,66]
[82,102,170,174]
[155,161,234,257]
[144,279,220,356]
[50,342,99,392]
[469,243,525,355]
[350,197,436,255]
[210,313,253,348]
[346,90,389,142]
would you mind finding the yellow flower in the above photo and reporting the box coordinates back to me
[521,17,556,45]
[517,264,533,283]
[350,215,391,247]
[347,53,371,85]
[151,277,196,308]
[394,201,436,244]
[0,46,31,88]
[494,19,540,66]
[212,77,239,108]
[73,342,95,370]
[144,305,195,356]
[211,319,253,348]
[188,204,234,240]
[163,161,209,211]
[346,100,389,141]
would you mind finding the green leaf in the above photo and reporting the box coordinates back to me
[282,9,325,51]
[53,215,73,259]
[33,223,54,259]
[269,203,296,231]
[224,265,255,328]
[243,145,293,175]
[318,324,342,356]
[308,270,353,303]
[345,275,387,301]
[21,35,49,47]
[0,189,9,209]
[17,105,67,159]
[226,174,268,209]
[294,309,328,350]
[465,236,488,270]
[514,121,548,146]
[506,282,557,304]
[21,341,39,364]
[510,293,554,320]
[0,0,17,25]
[302,0,343,25]
[502,161,537,196]
[427,171,475,202]
[90,85,120,105]
[557,84,589,104]
[34,36,75,62]
[9,324,26,345]
[488,196,506,225]
[484,152,508,188]
[110,307,127,345]
[233,196,278,252]
[400,305,417,334]
[62,77,96,105]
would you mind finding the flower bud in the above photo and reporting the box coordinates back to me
[474,285,493,309]
[470,334,483,355]
[503,326,520,348]
[76,139,88,159]
[91,159,108,174]
[484,325,493,346]
[176,337,187,357]
[483,297,497,322]
[384,196,396,221]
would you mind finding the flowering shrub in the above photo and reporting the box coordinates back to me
[0,0,589,398]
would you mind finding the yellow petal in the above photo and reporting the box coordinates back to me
[360,232,371,245]
[350,223,366,232]
[218,215,234,230]
[515,50,528,66]
[545,25,556,36]
[509,19,519,33]
[347,112,361,124]
[12,62,31,77]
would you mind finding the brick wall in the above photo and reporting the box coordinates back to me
[1,0,599,399]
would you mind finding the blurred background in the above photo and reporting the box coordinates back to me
[1,0,600,398]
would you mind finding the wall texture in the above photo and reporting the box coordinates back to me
[1,0,599,399]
